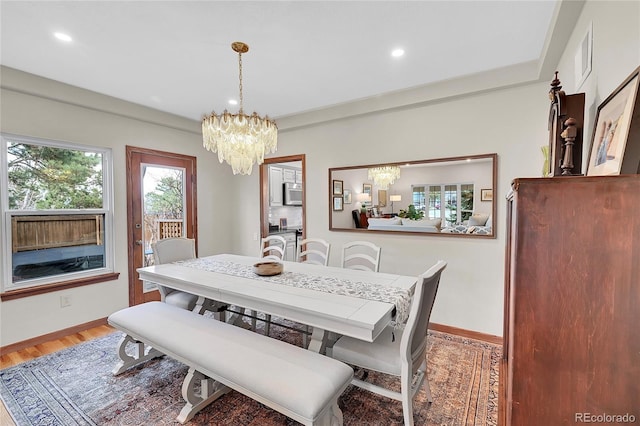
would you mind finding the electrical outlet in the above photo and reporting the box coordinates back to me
[253,232,258,241]
[60,295,72,308]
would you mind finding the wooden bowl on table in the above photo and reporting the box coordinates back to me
[253,261,283,276]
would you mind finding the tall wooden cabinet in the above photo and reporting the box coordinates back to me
[501,176,640,425]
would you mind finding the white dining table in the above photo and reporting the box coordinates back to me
[137,253,417,353]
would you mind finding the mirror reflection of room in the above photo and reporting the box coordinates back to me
[330,154,496,236]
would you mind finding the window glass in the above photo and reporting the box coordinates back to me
[2,134,113,289]
[460,184,475,222]
[8,142,103,210]
[415,183,475,224]
[428,185,440,219]
[411,185,425,213]
[444,184,457,225]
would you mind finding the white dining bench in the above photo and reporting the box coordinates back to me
[107,301,353,425]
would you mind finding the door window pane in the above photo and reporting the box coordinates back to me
[142,166,186,268]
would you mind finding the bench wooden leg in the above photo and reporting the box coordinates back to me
[177,367,231,424]
[112,335,163,376]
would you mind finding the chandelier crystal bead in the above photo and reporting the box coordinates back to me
[368,166,401,190]
[202,42,277,175]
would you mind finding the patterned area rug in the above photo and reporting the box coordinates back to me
[1,317,500,426]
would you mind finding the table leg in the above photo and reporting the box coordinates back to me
[307,327,328,353]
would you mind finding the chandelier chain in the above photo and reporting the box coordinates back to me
[238,50,244,113]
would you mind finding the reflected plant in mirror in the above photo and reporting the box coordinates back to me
[328,154,497,238]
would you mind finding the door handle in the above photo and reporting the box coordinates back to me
[135,240,143,246]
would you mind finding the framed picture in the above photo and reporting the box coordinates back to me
[333,196,343,211]
[343,189,352,204]
[574,22,593,91]
[587,66,640,176]
[378,189,387,207]
[332,179,343,195]
[481,189,493,202]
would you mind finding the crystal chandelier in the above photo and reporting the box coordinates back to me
[368,166,401,189]
[202,42,277,175]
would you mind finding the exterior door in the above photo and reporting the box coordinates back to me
[125,146,197,306]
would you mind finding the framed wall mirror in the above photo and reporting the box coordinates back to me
[329,153,497,238]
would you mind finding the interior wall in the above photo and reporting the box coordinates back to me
[0,68,236,346]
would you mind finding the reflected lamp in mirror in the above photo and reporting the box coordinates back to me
[356,193,371,212]
[389,195,402,214]
[328,153,497,238]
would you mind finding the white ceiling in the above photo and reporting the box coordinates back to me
[1,1,561,121]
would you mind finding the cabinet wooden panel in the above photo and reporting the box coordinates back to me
[283,168,296,183]
[501,176,640,425]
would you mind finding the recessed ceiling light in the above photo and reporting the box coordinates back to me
[391,48,405,58]
[228,99,238,106]
[54,32,72,42]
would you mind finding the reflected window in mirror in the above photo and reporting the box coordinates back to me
[416,183,474,226]
[328,154,497,238]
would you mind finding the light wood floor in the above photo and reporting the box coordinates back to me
[0,324,116,425]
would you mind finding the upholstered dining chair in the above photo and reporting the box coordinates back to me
[341,240,381,272]
[352,210,362,228]
[297,238,331,266]
[330,260,447,426]
[152,237,228,320]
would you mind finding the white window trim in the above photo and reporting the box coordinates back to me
[1,133,115,292]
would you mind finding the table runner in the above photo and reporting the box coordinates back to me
[176,257,412,326]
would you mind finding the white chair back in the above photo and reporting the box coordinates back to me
[152,237,196,264]
[260,235,286,261]
[341,240,381,272]
[297,238,331,266]
[402,260,447,374]
[150,238,197,307]
[151,237,229,316]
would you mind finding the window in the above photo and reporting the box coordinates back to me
[1,133,114,291]
[412,183,474,225]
